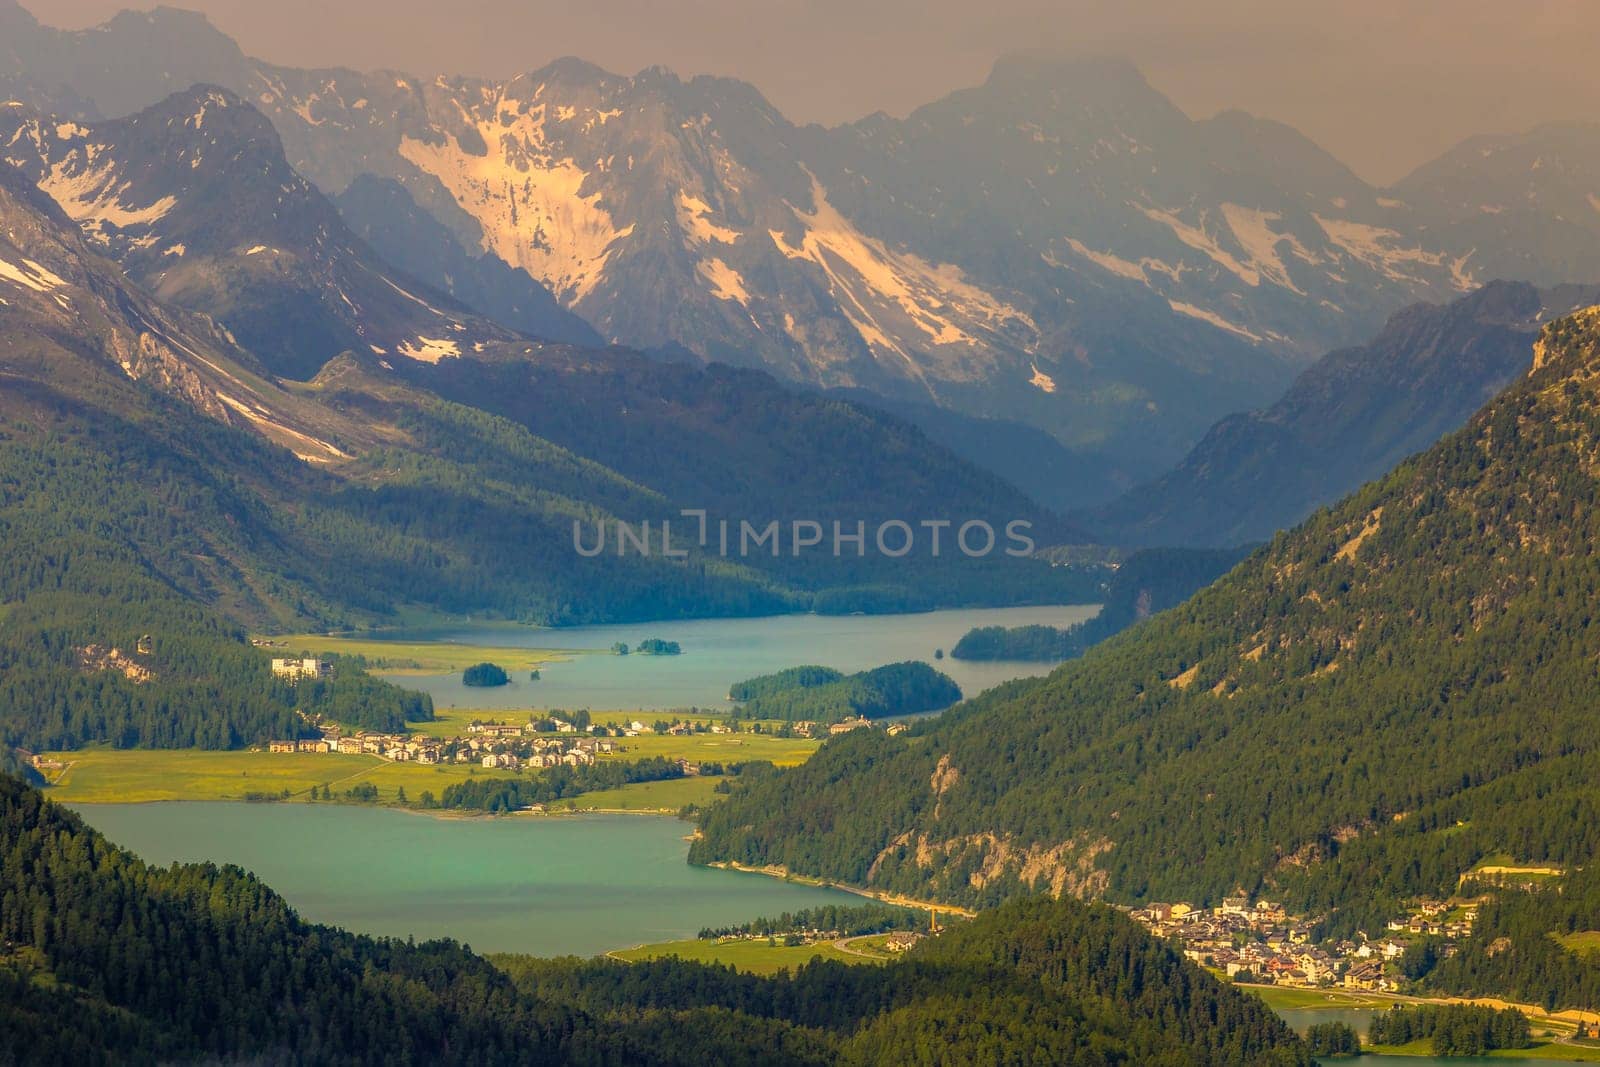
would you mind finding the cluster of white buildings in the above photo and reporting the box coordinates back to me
[265,719,619,768]
[1129,895,1478,992]
[270,657,328,681]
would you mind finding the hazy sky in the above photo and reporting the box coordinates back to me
[35,0,1600,185]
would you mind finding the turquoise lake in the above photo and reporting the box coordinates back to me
[71,607,1099,958]
[72,802,863,957]
[376,603,1099,710]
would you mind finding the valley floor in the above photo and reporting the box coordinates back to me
[36,698,818,810]
[1248,985,1600,1059]
[604,933,900,975]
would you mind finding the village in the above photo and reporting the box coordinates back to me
[266,719,622,771]
[260,655,886,774]
[1127,894,1479,993]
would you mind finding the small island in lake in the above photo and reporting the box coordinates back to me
[728,661,960,724]
[952,623,1075,661]
[461,662,510,687]
[634,638,682,655]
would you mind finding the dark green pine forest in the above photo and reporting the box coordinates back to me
[0,775,1311,1065]
[693,310,1600,991]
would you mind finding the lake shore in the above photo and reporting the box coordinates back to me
[702,860,977,919]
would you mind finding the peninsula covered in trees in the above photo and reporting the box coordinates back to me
[728,661,961,724]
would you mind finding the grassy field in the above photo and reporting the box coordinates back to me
[609,937,874,975]
[574,776,724,812]
[1557,932,1600,957]
[41,747,513,803]
[1245,985,1399,1011]
[1464,854,1565,885]
[836,934,901,960]
[41,745,740,812]
[1491,1043,1600,1061]
[1362,1039,1600,1060]
[1242,983,1600,1059]
[263,632,594,674]
[605,732,816,767]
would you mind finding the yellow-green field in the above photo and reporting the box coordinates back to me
[1555,931,1600,957]
[1361,1039,1600,1060]
[609,937,875,975]
[41,746,510,803]
[263,632,592,674]
[605,731,817,767]
[1242,984,1600,1058]
[1244,985,1399,1012]
[572,776,724,812]
[40,746,741,812]
[1465,854,1565,884]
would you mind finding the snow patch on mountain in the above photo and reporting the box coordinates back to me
[0,254,66,293]
[1139,205,1262,288]
[398,90,634,304]
[769,172,1035,366]
[1313,215,1475,291]
[676,190,739,246]
[397,335,462,363]
[1168,299,1262,342]
[1058,237,1184,286]
[40,155,177,239]
[1219,204,1312,294]
[216,392,350,463]
[1060,237,1148,283]
[697,257,749,305]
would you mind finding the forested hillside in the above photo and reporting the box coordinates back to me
[694,306,1600,936]
[0,775,1310,1065]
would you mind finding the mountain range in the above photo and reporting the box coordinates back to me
[0,129,1076,644]
[1089,280,1600,547]
[7,1,1600,491]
